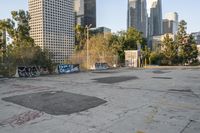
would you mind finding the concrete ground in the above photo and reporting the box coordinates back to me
[0,67,200,133]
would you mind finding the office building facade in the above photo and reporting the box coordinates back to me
[163,12,178,34]
[29,0,75,63]
[163,19,176,34]
[90,27,111,36]
[149,0,162,36]
[191,32,200,44]
[127,0,148,37]
[74,0,96,28]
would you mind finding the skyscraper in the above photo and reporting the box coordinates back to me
[127,0,148,37]
[163,19,176,34]
[163,12,178,34]
[29,0,75,63]
[74,0,96,28]
[191,32,200,44]
[149,0,162,36]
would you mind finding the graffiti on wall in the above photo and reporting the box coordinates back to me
[16,67,40,77]
[95,63,109,70]
[58,64,80,74]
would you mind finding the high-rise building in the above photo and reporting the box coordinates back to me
[29,0,75,63]
[162,19,176,34]
[150,33,175,51]
[74,0,96,28]
[149,0,162,36]
[90,27,111,37]
[127,0,148,37]
[165,12,178,26]
[191,32,200,44]
[163,12,178,34]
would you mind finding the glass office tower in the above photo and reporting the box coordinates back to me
[74,0,96,28]
[127,0,148,37]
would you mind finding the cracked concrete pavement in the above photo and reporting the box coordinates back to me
[0,67,200,133]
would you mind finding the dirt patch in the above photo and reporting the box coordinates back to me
[93,76,138,84]
[0,111,43,127]
[2,91,107,115]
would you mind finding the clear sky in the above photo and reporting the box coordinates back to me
[0,0,199,33]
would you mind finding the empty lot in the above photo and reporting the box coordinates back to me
[0,67,200,133]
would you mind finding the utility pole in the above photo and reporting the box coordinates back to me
[85,24,92,70]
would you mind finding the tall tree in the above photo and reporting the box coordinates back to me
[1,10,53,75]
[162,34,178,65]
[123,27,143,50]
[141,46,151,66]
[176,20,198,64]
[116,27,147,63]
[71,34,120,69]
[11,10,34,45]
[0,19,15,63]
[75,25,87,51]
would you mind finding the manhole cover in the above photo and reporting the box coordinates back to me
[2,91,107,115]
[93,76,138,84]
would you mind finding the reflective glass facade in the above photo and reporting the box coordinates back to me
[74,0,96,28]
[149,0,163,36]
[127,0,148,37]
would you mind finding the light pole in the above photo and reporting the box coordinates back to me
[85,24,92,70]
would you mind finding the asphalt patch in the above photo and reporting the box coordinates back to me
[168,89,192,92]
[2,91,107,115]
[152,77,172,79]
[92,71,117,74]
[187,76,200,79]
[152,70,170,74]
[93,76,138,84]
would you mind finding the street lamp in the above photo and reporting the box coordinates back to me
[85,24,92,70]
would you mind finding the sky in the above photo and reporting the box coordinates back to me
[0,0,199,33]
